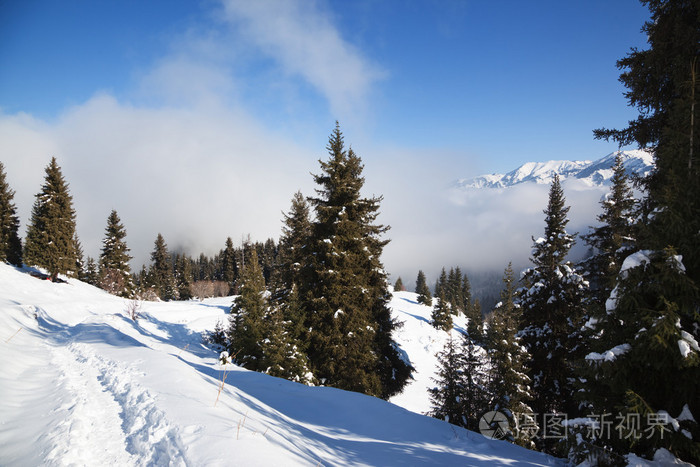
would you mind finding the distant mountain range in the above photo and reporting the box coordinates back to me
[456,149,654,189]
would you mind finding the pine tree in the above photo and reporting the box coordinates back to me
[149,233,177,301]
[73,233,86,281]
[415,270,432,306]
[428,334,466,426]
[435,267,448,302]
[431,290,453,332]
[461,272,473,313]
[221,237,237,295]
[98,210,134,296]
[302,123,412,398]
[84,256,99,285]
[0,162,22,266]
[227,249,268,372]
[393,276,405,292]
[24,157,77,281]
[460,328,490,432]
[517,175,588,423]
[174,253,193,300]
[486,263,535,447]
[274,192,313,347]
[584,2,700,462]
[581,152,636,307]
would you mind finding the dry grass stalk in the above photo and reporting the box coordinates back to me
[5,327,22,343]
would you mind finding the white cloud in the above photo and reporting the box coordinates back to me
[219,0,385,119]
[0,94,318,268]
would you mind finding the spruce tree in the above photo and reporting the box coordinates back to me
[428,334,466,426]
[517,175,588,423]
[415,270,432,306]
[584,1,700,462]
[581,152,636,307]
[460,327,490,432]
[24,157,77,281]
[73,234,86,281]
[303,123,412,398]
[431,290,453,332]
[393,276,405,292]
[0,162,22,266]
[99,210,134,296]
[84,256,99,286]
[227,249,268,372]
[174,253,193,300]
[486,263,535,447]
[221,237,237,295]
[149,233,177,301]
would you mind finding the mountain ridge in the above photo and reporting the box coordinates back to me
[456,149,654,189]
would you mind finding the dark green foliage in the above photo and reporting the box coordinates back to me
[221,237,237,294]
[460,328,490,432]
[173,253,193,300]
[517,175,588,421]
[428,334,465,426]
[227,249,267,371]
[486,263,536,447]
[24,157,77,280]
[98,210,133,297]
[84,257,99,286]
[581,153,636,307]
[0,162,22,266]
[302,123,412,398]
[431,290,453,331]
[393,276,405,291]
[73,234,86,281]
[428,330,489,431]
[149,233,177,301]
[415,270,432,306]
[585,2,700,463]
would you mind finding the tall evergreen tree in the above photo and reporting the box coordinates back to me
[221,237,237,295]
[274,192,313,352]
[486,263,535,447]
[393,276,405,292]
[517,175,588,423]
[149,233,177,300]
[302,123,412,398]
[428,334,466,426]
[227,249,268,372]
[73,233,86,281]
[0,162,22,266]
[584,2,700,462]
[459,327,490,432]
[581,152,636,306]
[415,270,432,306]
[431,289,453,332]
[173,253,193,300]
[24,157,77,281]
[98,210,133,296]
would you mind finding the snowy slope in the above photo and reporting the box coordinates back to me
[0,263,561,466]
[456,150,654,189]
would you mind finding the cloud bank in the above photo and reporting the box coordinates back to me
[0,0,613,291]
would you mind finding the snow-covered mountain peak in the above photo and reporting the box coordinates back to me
[456,149,654,189]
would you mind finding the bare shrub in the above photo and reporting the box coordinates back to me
[212,281,230,297]
[125,299,141,321]
[191,281,215,300]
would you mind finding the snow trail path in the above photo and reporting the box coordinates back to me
[47,341,187,466]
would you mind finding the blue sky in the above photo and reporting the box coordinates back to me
[0,0,651,279]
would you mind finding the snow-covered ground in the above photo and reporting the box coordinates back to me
[0,263,563,466]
